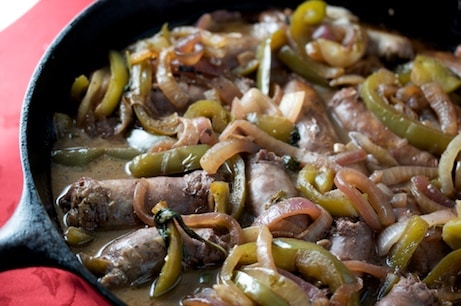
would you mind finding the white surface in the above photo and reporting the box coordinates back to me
[0,0,40,31]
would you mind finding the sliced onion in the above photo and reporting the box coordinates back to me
[439,133,461,197]
[241,266,310,306]
[376,218,409,256]
[156,48,189,108]
[133,178,155,226]
[200,137,259,174]
[193,117,219,145]
[349,131,398,167]
[278,91,305,123]
[421,82,458,135]
[252,197,322,238]
[310,24,366,68]
[329,74,365,87]
[377,209,457,256]
[335,167,395,231]
[342,260,388,279]
[230,87,281,120]
[173,118,201,148]
[220,119,341,171]
[171,26,228,49]
[256,225,276,271]
[369,166,439,185]
[182,287,230,306]
[300,206,333,242]
[332,147,367,166]
[182,212,243,247]
[174,32,204,66]
[420,209,457,226]
[410,175,455,213]
[214,245,254,306]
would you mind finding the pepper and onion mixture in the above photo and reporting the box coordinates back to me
[52,1,461,305]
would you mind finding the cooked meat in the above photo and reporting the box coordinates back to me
[59,170,217,231]
[283,76,339,154]
[328,218,374,261]
[59,176,141,231]
[83,226,231,289]
[366,28,414,60]
[327,87,437,167]
[245,150,298,217]
[85,226,166,289]
[182,228,229,268]
[375,276,438,306]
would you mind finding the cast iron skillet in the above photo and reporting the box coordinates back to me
[0,0,459,304]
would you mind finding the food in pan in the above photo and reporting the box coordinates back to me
[51,0,461,304]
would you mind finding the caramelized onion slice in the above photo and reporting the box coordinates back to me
[200,137,259,174]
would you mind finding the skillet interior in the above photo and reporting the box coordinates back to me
[0,0,459,304]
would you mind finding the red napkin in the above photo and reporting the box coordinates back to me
[0,0,111,304]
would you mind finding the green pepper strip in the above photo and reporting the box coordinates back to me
[360,68,453,154]
[183,99,230,133]
[128,59,181,136]
[152,213,182,297]
[233,270,290,306]
[129,60,152,103]
[256,37,272,96]
[277,45,329,87]
[152,204,228,297]
[128,144,210,177]
[297,164,358,217]
[411,54,461,93]
[51,147,104,166]
[236,238,360,306]
[387,215,429,271]
[246,113,295,143]
[94,50,129,118]
[210,181,230,214]
[70,74,90,102]
[423,248,461,287]
[289,0,326,55]
[442,217,461,249]
[134,104,180,136]
[64,226,94,247]
[77,68,106,126]
[227,155,246,219]
[104,147,143,160]
[51,146,141,166]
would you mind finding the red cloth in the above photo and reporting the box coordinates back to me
[0,0,111,305]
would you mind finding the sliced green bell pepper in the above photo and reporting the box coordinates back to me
[94,50,129,118]
[246,113,295,143]
[210,181,230,214]
[289,0,326,54]
[442,217,461,250]
[296,164,358,216]
[128,144,209,177]
[277,45,329,87]
[360,68,453,154]
[411,54,461,93]
[387,215,429,271]
[70,74,89,102]
[256,37,272,96]
[233,270,290,306]
[234,238,361,306]
[151,217,182,297]
[183,99,230,133]
[225,155,246,219]
[51,146,141,166]
[423,248,461,287]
